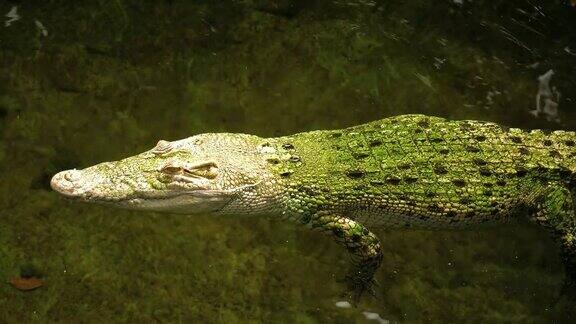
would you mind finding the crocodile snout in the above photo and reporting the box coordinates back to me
[50,169,88,198]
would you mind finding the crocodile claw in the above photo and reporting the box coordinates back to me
[339,274,381,305]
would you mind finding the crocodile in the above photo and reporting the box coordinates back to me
[50,114,576,302]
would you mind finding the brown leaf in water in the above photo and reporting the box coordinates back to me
[9,277,44,291]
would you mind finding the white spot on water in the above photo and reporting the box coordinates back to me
[35,20,48,37]
[485,89,501,107]
[564,46,576,56]
[433,57,446,70]
[334,302,391,323]
[362,311,390,324]
[335,301,352,308]
[414,72,434,90]
[530,69,561,122]
[5,6,19,27]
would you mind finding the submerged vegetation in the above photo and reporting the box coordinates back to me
[1,0,575,322]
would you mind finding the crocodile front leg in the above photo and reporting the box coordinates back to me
[304,212,383,303]
[530,183,576,302]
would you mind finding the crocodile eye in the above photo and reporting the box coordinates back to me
[152,140,173,154]
[159,161,218,179]
[160,165,182,174]
[191,166,218,179]
[185,162,218,179]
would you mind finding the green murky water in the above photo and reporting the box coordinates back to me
[1,1,575,322]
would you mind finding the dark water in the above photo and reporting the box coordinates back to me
[1,1,575,322]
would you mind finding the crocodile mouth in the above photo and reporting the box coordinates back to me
[122,189,228,204]
[114,189,236,213]
[51,171,219,203]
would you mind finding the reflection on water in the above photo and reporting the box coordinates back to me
[531,69,560,122]
[336,301,390,324]
[4,6,20,27]
[1,1,576,322]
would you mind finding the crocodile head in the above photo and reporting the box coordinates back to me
[50,133,275,214]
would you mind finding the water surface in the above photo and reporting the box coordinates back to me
[1,1,575,322]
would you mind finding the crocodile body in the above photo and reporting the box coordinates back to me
[50,114,576,302]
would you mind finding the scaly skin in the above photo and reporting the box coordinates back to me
[51,114,576,303]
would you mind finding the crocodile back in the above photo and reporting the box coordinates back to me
[267,115,576,227]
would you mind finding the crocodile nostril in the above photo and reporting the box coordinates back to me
[64,170,81,182]
[51,169,87,197]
